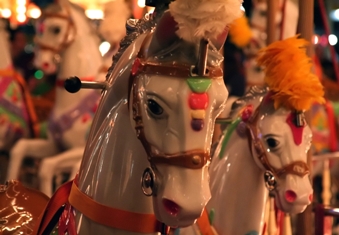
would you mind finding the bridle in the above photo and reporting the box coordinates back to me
[34,4,76,61]
[245,103,310,191]
[129,32,223,196]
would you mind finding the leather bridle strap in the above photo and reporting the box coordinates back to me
[246,105,309,178]
[68,181,166,233]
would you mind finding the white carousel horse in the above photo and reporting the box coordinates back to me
[99,0,131,77]
[6,0,102,197]
[244,0,299,88]
[178,36,324,235]
[29,0,244,234]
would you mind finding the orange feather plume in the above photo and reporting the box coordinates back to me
[256,35,325,111]
[228,15,252,48]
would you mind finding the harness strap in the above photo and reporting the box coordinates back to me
[32,180,73,235]
[196,209,216,235]
[0,68,39,138]
[68,180,166,233]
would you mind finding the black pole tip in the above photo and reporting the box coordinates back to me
[64,76,82,93]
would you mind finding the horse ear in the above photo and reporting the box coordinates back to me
[146,11,179,57]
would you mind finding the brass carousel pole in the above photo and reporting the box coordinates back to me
[295,0,314,234]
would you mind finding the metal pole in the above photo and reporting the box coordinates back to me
[295,0,314,234]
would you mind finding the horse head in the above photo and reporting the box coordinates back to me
[242,36,325,214]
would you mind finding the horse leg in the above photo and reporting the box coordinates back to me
[7,138,58,181]
[38,147,84,197]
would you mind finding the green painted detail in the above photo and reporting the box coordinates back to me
[245,231,259,235]
[333,102,339,117]
[0,106,27,128]
[32,82,53,96]
[186,78,212,93]
[208,208,215,225]
[219,118,241,159]
[34,70,44,80]
[50,223,59,234]
[39,121,48,138]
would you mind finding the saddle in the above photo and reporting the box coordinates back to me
[0,180,49,235]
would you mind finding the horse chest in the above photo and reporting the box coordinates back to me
[47,91,99,150]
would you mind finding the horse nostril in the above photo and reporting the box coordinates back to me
[162,198,180,216]
[285,190,297,203]
[42,62,50,69]
[309,194,313,202]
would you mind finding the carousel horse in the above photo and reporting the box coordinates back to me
[99,0,131,78]
[0,20,40,182]
[178,36,324,235]
[229,0,299,88]
[2,0,244,233]
[6,0,102,197]
[30,0,242,235]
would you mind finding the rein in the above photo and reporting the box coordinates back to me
[0,68,39,138]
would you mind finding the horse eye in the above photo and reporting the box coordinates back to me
[147,99,163,116]
[51,27,61,34]
[266,138,279,149]
[260,10,266,16]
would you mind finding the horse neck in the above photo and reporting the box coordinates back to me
[0,30,12,69]
[206,130,268,235]
[53,35,102,115]
[58,34,102,80]
[75,101,156,235]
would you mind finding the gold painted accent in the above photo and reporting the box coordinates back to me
[192,155,202,165]
[191,110,205,119]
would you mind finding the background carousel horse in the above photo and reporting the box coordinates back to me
[6,0,102,197]
[178,36,325,235]
[0,20,40,182]
[230,0,299,89]
[30,0,244,234]
[98,0,131,79]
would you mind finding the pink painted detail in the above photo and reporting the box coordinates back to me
[309,194,313,202]
[162,199,180,216]
[241,105,253,122]
[81,113,91,123]
[189,93,209,110]
[285,190,297,203]
[58,203,77,235]
[286,113,304,146]
[131,58,141,76]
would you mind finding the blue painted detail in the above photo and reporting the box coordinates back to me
[245,230,259,235]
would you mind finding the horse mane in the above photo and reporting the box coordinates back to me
[106,15,158,80]
[229,86,268,117]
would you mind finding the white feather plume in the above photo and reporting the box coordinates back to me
[99,0,131,44]
[169,0,244,43]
